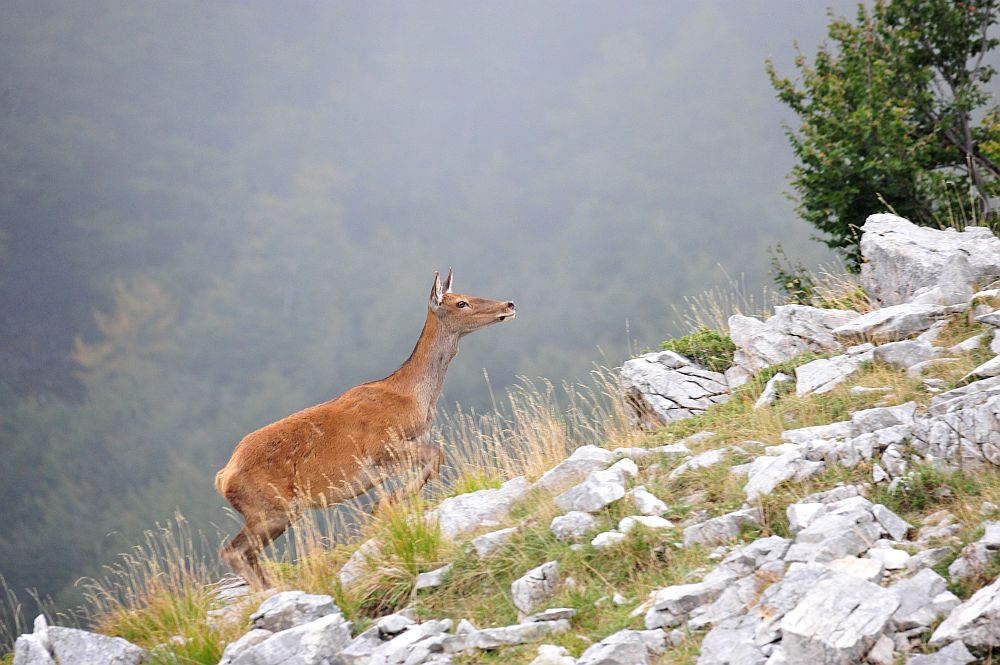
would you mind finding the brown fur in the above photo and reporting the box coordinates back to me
[215,271,515,587]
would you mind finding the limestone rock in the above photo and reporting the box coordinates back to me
[682,507,761,547]
[415,564,452,590]
[577,628,665,665]
[914,377,1000,470]
[959,354,1000,384]
[784,497,883,563]
[550,511,598,541]
[339,539,382,588]
[909,252,977,306]
[688,562,785,630]
[525,608,576,623]
[219,629,273,665]
[628,486,668,516]
[645,581,725,629]
[930,575,1000,649]
[250,591,339,633]
[621,351,730,426]
[795,352,868,396]
[780,573,899,665]
[472,526,517,557]
[591,531,627,549]
[889,568,961,631]
[46,627,146,665]
[532,445,615,492]
[362,619,451,665]
[377,614,416,637]
[528,644,576,665]
[873,339,941,369]
[698,563,836,665]
[431,476,530,538]
[743,451,825,501]
[511,561,560,616]
[906,641,976,665]
[668,448,727,480]
[554,471,625,514]
[867,634,896,665]
[824,556,884,583]
[460,620,570,651]
[701,535,791,587]
[833,303,966,344]
[753,372,792,410]
[230,613,352,665]
[947,521,1000,583]
[859,213,1000,306]
[872,503,912,541]
[728,305,858,379]
[619,515,674,533]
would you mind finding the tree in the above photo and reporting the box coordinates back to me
[768,0,1000,267]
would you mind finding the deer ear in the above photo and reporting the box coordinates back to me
[443,267,454,294]
[429,271,444,308]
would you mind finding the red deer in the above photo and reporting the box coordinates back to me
[215,269,516,588]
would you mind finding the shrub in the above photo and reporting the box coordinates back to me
[660,327,736,373]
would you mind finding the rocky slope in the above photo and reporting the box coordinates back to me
[13,212,1000,665]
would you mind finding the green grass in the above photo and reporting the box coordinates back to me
[660,327,737,373]
[446,471,503,497]
[872,464,979,516]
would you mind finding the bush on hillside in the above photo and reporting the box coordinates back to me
[660,327,736,373]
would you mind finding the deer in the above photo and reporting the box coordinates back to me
[214,269,516,588]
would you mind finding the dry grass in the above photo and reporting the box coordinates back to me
[670,273,778,335]
[74,368,642,661]
[79,514,241,664]
[804,267,872,312]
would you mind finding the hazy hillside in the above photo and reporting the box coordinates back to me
[1,0,858,613]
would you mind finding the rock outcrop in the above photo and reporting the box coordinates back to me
[15,212,1000,665]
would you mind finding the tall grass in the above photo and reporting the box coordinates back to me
[46,366,641,661]
[670,272,777,334]
[77,514,232,664]
[0,575,69,655]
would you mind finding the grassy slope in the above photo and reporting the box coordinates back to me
[12,297,1000,665]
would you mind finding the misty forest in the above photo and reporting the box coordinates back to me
[7,0,992,627]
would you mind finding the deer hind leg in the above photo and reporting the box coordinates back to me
[221,501,298,590]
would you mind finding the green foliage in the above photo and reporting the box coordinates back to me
[446,472,503,498]
[660,327,736,372]
[873,464,979,515]
[768,0,1000,267]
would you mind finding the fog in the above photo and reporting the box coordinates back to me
[0,0,858,615]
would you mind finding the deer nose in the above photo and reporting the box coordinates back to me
[507,302,516,310]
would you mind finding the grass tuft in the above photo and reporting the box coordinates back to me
[660,327,736,372]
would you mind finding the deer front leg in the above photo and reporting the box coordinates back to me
[372,436,444,514]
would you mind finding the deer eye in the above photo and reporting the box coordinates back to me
[456,301,469,308]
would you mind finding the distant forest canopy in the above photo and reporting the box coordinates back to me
[2,0,886,610]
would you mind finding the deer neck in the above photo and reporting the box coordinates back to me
[391,310,460,414]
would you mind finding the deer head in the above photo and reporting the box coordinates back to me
[429,268,515,336]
